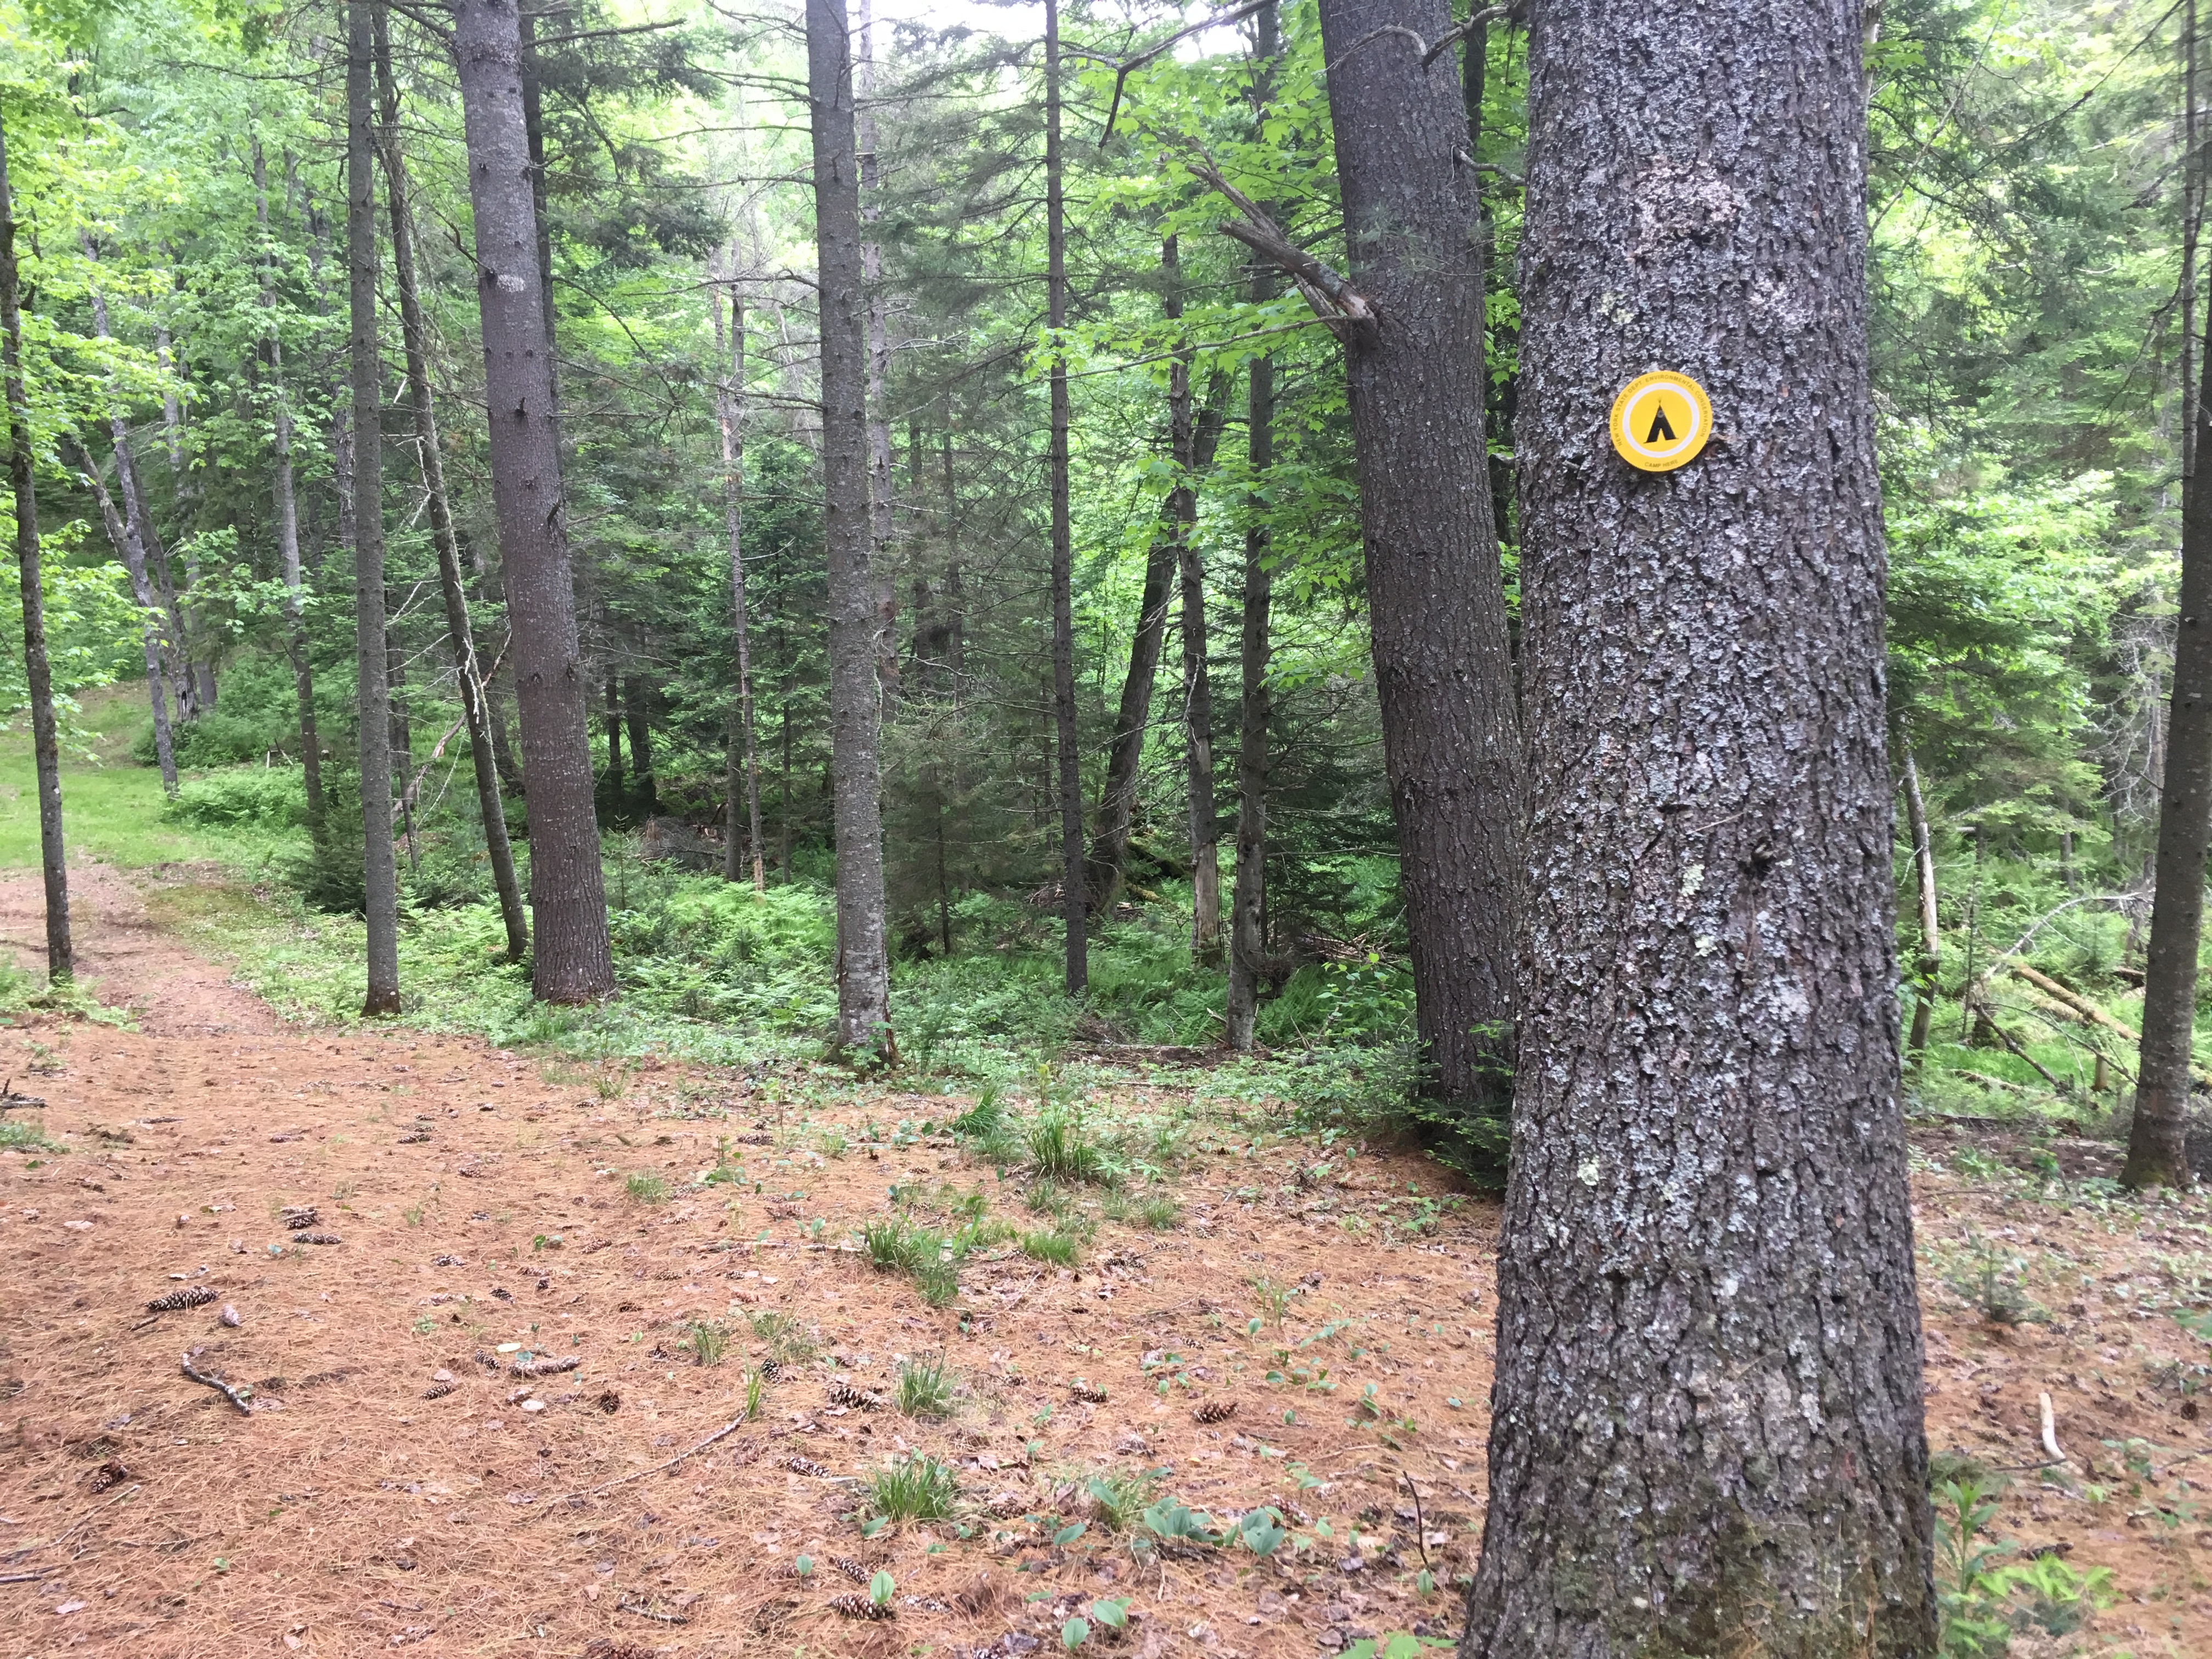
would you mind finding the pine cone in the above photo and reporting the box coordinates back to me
[397,1131,431,1145]
[292,1231,341,1245]
[280,1206,319,1228]
[595,1389,622,1414]
[1069,1382,1108,1403]
[759,1357,795,1382]
[827,1594,893,1621]
[826,1379,882,1410]
[1192,1399,1237,1424]
[833,1556,870,1583]
[145,1286,218,1313]
[422,1380,458,1401]
[783,1455,830,1477]
[510,1354,582,1378]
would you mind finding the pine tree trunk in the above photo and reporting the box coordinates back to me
[67,439,178,794]
[2185,0,2202,488]
[809,0,894,1058]
[1045,0,1085,995]
[1227,3,1279,1052]
[1087,253,1232,913]
[1,116,72,983]
[454,0,615,1002]
[1901,738,1940,1054]
[255,140,325,833]
[347,0,400,1015]
[624,676,654,809]
[714,272,766,893]
[2135,4,2212,1187]
[1465,3,1935,1650]
[857,0,898,715]
[1314,0,1522,1119]
[376,11,528,961]
[1177,468,1220,964]
[604,667,624,791]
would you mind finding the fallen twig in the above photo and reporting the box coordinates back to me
[538,1414,754,1508]
[1401,1473,1430,1568]
[616,1594,691,1624]
[2038,1392,2067,1465]
[180,1350,254,1415]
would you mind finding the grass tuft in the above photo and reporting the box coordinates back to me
[1019,1228,1080,1267]
[895,1353,957,1418]
[866,1453,959,1525]
[624,1171,671,1204]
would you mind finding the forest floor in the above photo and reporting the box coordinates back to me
[1,866,2210,1659]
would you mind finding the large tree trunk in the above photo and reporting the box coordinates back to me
[253,140,326,833]
[1315,0,1522,1120]
[1465,3,1936,1651]
[347,0,400,1015]
[376,10,528,962]
[1,117,72,984]
[454,0,615,1002]
[67,439,178,793]
[1045,0,1086,996]
[714,272,766,893]
[809,0,894,1058]
[1901,736,1941,1054]
[857,0,899,714]
[2132,7,2212,1188]
[1086,253,1232,913]
[1225,5,1280,1051]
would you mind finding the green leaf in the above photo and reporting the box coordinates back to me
[1090,1597,1129,1629]
[869,1569,895,1606]
[793,1554,813,1577]
[1062,1617,1091,1649]
[1053,1520,1087,1546]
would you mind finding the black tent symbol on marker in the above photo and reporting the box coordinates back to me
[1644,404,1678,444]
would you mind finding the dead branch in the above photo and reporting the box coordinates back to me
[1326,8,1510,74]
[537,1413,755,1508]
[1095,0,1277,143]
[179,1350,254,1415]
[1186,161,1376,342]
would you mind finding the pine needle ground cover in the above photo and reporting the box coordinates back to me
[0,867,2207,1656]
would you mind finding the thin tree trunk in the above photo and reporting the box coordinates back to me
[1225,2,1279,1051]
[1902,738,1941,1054]
[604,665,624,791]
[375,10,528,961]
[1173,238,1221,964]
[2186,0,2202,488]
[2,118,71,983]
[347,0,400,1015]
[857,0,899,715]
[1465,3,1934,1650]
[253,140,326,833]
[150,324,195,714]
[809,0,894,1058]
[1314,0,1522,1120]
[623,675,654,808]
[1086,286,1232,912]
[66,439,178,794]
[454,0,614,1002]
[714,271,766,892]
[1045,0,1086,994]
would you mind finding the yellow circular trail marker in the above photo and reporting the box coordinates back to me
[1609,370,1712,472]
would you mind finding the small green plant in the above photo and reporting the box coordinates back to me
[1251,1274,1297,1327]
[1020,1228,1080,1267]
[743,1366,766,1420]
[1138,1500,1221,1549]
[1131,1192,1179,1231]
[1083,1468,1163,1532]
[1939,1234,2049,1328]
[1234,1506,1286,1558]
[915,1254,961,1307]
[683,1318,731,1367]
[868,1568,895,1608]
[624,1171,671,1204]
[749,1310,818,1363]
[1934,1471,2114,1655]
[863,1216,926,1272]
[1,1119,59,1153]
[866,1453,960,1525]
[1026,1109,1118,1187]
[896,1353,957,1418]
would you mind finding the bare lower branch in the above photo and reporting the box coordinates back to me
[1187,160,1375,341]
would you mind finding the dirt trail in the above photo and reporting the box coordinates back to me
[1,870,2208,1658]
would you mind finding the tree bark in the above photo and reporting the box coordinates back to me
[1045,0,1086,996]
[253,140,326,833]
[857,0,899,714]
[809,0,894,1058]
[2186,0,2202,489]
[2135,5,2212,1188]
[376,9,528,962]
[623,674,654,808]
[1901,737,1940,1054]
[1086,260,1232,913]
[1465,3,1936,1651]
[1314,0,1522,1119]
[454,0,615,1002]
[603,665,624,792]
[714,271,766,892]
[1,116,72,984]
[1225,1,1280,1051]
[67,438,178,794]
[348,0,400,1015]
